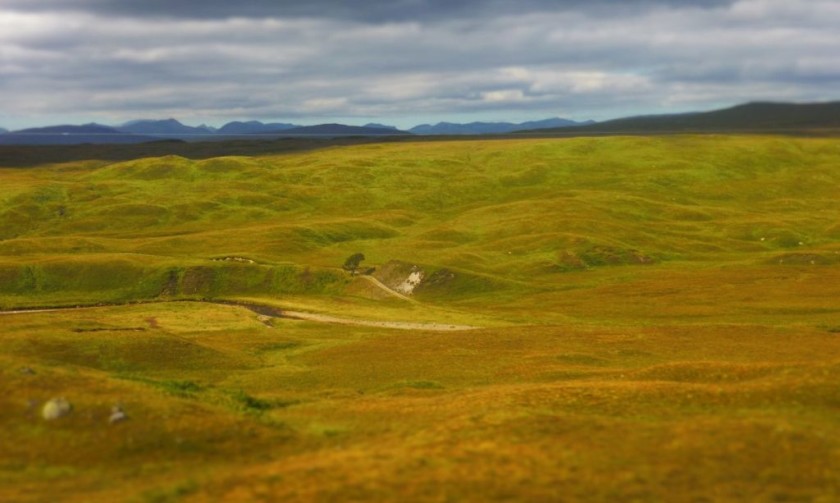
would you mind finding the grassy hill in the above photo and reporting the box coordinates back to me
[2,135,839,314]
[2,135,840,501]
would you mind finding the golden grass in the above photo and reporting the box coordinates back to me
[2,302,840,501]
[1,135,840,501]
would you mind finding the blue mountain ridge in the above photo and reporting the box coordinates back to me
[409,117,592,135]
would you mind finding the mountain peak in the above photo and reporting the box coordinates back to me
[217,120,298,134]
[409,118,589,135]
[275,123,411,136]
[363,122,398,130]
[118,119,210,136]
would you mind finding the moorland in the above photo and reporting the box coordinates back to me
[1,134,839,502]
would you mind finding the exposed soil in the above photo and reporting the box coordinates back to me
[359,275,416,303]
[279,309,475,331]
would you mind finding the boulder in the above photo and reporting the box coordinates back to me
[42,398,72,420]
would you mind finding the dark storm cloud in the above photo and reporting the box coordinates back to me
[1,0,838,128]
[4,0,737,21]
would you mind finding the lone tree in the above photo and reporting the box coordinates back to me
[342,253,365,275]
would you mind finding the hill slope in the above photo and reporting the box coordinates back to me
[1,135,838,316]
[2,136,840,502]
[527,101,840,134]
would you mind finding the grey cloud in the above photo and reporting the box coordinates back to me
[5,0,736,22]
[0,0,837,128]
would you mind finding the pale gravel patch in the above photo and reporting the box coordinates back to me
[281,310,477,331]
[0,301,479,331]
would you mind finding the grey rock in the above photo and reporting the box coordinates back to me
[109,405,127,424]
[42,397,72,420]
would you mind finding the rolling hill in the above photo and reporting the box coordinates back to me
[525,101,840,134]
[2,135,840,501]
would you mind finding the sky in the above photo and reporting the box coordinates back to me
[1,0,839,130]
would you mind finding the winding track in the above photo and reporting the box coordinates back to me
[0,272,478,331]
[358,275,417,303]
[0,300,478,332]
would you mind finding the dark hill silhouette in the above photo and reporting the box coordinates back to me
[271,123,412,136]
[411,117,590,135]
[217,121,298,134]
[523,102,840,134]
[0,127,8,134]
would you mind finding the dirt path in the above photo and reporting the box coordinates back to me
[280,310,475,331]
[0,300,478,332]
[1,308,71,315]
[358,275,417,303]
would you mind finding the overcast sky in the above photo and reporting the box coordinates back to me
[1,0,838,129]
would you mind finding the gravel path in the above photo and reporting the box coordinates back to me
[280,310,476,331]
[0,300,479,331]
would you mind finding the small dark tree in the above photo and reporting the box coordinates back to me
[342,253,365,275]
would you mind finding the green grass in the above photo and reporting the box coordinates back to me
[1,135,840,501]
[2,136,839,306]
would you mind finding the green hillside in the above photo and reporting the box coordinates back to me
[2,135,840,502]
[2,136,839,318]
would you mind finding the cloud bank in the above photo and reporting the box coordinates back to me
[1,0,838,128]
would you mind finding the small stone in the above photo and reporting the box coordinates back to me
[42,398,72,420]
[109,405,128,424]
[19,367,36,375]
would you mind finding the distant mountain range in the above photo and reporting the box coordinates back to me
[216,121,297,134]
[0,120,413,145]
[273,123,411,136]
[523,101,840,134]
[0,124,153,145]
[410,118,592,135]
[119,119,216,136]
[2,102,838,145]
[0,127,7,134]
[0,117,587,144]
